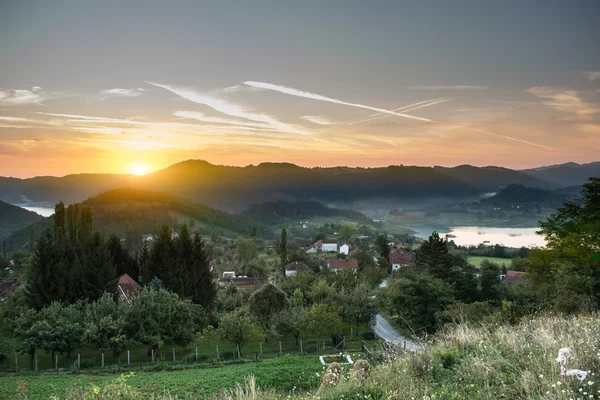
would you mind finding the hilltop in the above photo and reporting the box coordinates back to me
[3,160,598,213]
[241,199,370,224]
[2,188,267,254]
[0,201,44,239]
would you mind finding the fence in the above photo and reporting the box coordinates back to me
[0,336,368,375]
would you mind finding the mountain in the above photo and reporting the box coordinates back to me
[3,188,267,254]
[521,162,600,188]
[0,201,44,239]
[241,200,370,224]
[434,165,553,191]
[1,160,598,213]
[481,184,582,208]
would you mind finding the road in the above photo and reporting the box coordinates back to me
[372,314,423,351]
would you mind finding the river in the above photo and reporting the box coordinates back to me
[13,205,55,217]
[438,226,545,248]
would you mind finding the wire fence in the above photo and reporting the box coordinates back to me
[0,336,373,375]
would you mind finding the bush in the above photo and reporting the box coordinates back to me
[361,331,375,340]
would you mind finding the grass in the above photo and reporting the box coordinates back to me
[5,314,600,399]
[467,256,512,268]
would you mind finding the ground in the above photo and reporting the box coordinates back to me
[467,256,512,268]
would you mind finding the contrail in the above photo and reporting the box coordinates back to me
[368,98,447,116]
[345,98,454,126]
[244,81,435,123]
[470,127,555,150]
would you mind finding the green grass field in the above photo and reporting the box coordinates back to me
[467,256,512,268]
[0,355,333,399]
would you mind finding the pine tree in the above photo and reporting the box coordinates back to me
[415,232,454,281]
[280,228,287,275]
[189,233,216,308]
[54,201,65,239]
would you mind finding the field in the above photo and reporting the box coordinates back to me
[467,256,512,268]
[0,355,331,399]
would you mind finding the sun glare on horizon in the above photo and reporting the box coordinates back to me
[129,163,151,176]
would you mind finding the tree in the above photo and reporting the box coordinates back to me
[273,305,307,345]
[188,233,217,308]
[340,285,377,335]
[339,225,357,243]
[479,261,502,303]
[304,303,343,338]
[235,237,258,271]
[54,201,65,239]
[146,225,177,288]
[414,232,454,281]
[218,307,253,357]
[250,226,257,238]
[280,228,288,275]
[249,284,289,341]
[384,274,454,334]
[375,233,390,261]
[84,293,130,356]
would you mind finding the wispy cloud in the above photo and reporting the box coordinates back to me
[100,88,146,97]
[174,110,275,130]
[408,85,488,90]
[345,98,453,126]
[527,86,600,121]
[147,81,308,135]
[584,71,600,81]
[300,115,338,125]
[0,86,49,106]
[243,81,435,123]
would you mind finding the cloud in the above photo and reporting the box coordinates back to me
[408,85,488,90]
[147,81,308,135]
[174,110,276,130]
[345,98,453,126]
[0,86,49,106]
[243,81,434,123]
[300,115,338,125]
[584,71,600,81]
[100,88,146,97]
[526,86,600,121]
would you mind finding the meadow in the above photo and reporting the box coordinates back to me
[467,256,512,268]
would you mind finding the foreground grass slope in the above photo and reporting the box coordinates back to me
[3,314,599,399]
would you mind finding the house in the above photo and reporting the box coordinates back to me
[107,274,141,300]
[0,278,21,298]
[349,248,360,256]
[327,258,359,272]
[141,234,154,243]
[284,261,311,277]
[222,271,236,280]
[230,276,261,290]
[389,251,412,271]
[339,244,350,255]
[322,240,338,252]
[305,246,318,254]
[313,240,324,251]
[503,270,527,284]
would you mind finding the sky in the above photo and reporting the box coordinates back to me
[1,0,599,178]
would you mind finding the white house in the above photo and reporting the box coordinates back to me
[389,251,412,271]
[321,240,338,252]
[284,261,311,277]
[305,246,318,254]
[339,244,349,255]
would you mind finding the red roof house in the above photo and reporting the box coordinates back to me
[109,274,142,299]
[504,270,527,284]
[327,258,359,271]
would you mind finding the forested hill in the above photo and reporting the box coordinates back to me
[3,188,267,254]
[2,160,598,212]
[0,201,44,238]
[241,199,370,224]
[481,184,582,207]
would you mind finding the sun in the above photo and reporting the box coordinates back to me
[130,163,150,176]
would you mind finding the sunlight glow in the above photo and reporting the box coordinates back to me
[130,163,150,175]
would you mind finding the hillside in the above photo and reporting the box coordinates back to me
[481,184,582,208]
[434,165,553,191]
[0,201,44,239]
[522,161,600,188]
[3,188,268,253]
[241,199,370,224]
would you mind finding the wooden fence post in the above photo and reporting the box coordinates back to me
[172,348,176,362]
[260,343,263,359]
[127,351,130,367]
[279,341,282,357]
[195,347,198,362]
[300,339,303,354]
[237,344,241,359]
[151,348,155,363]
[216,345,219,360]
[55,354,58,373]
[15,354,18,374]
[35,354,38,373]
[101,353,104,368]
[78,353,81,371]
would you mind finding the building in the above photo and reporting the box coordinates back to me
[305,246,318,254]
[321,240,338,252]
[284,261,311,277]
[107,274,141,300]
[389,251,412,271]
[339,244,350,255]
[327,258,358,272]
[222,271,236,280]
[503,270,527,284]
[230,276,261,290]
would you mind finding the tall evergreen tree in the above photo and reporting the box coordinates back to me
[146,225,177,288]
[54,201,65,239]
[280,228,287,275]
[189,233,217,308]
[415,232,454,281]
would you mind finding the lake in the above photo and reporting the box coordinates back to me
[439,226,545,248]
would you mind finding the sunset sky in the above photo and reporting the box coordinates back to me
[1,0,599,178]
